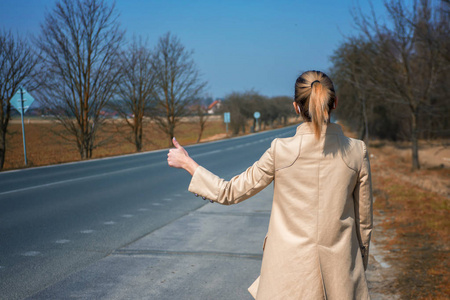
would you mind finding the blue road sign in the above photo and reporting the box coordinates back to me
[10,87,35,115]
[223,112,230,134]
[10,87,34,166]
[224,112,230,123]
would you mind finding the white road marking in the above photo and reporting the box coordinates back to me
[190,149,221,158]
[138,208,148,211]
[151,203,162,206]
[122,214,133,218]
[163,198,172,201]
[0,161,166,196]
[0,126,297,196]
[103,221,116,225]
[174,194,182,197]
[55,239,70,244]
[0,144,175,174]
[22,251,40,256]
[80,230,94,234]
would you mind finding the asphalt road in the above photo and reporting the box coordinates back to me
[0,125,296,299]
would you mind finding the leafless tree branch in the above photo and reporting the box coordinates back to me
[151,32,207,146]
[109,37,155,152]
[36,0,124,159]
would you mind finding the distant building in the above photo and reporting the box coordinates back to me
[207,99,222,114]
[99,110,119,118]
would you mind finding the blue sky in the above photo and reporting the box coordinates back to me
[0,0,387,99]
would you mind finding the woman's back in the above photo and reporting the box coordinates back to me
[258,122,371,299]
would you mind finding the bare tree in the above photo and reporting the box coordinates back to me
[222,91,262,135]
[192,98,209,143]
[222,92,249,135]
[0,30,38,170]
[36,0,124,159]
[352,0,449,170]
[152,32,207,146]
[272,96,295,126]
[221,91,294,135]
[111,38,155,152]
[330,38,377,143]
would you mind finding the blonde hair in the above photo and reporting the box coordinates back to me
[294,70,336,139]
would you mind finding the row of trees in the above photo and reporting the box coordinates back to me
[1,0,296,171]
[221,91,295,135]
[330,0,449,170]
[0,0,207,170]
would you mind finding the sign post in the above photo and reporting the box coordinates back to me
[10,87,35,166]
[253,111,260,132]
[223,112,230,134]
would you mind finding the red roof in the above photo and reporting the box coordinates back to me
[208,100,220,110]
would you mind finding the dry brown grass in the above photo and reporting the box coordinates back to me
[4,118,231,170]
[4,117,293,170]
[338,122,450,298]
[370,143,450,299]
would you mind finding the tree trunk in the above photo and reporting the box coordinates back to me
[137,122,143,152]
[358,126,365,141]
[361,98,370,145]
[133,119,143,152]
[0,103,12,170]
[358,116,365,141]
[0,131,5,170]
[84,138,89,159]
[78,140,86,160]
[81,142,89,160]
[197,124,204,143]
[78,127,87,159]
[411,110,420,170]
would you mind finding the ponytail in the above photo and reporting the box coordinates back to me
[309,81,330,139]
[294,70,336,140]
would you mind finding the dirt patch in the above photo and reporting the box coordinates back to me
[367,212,401,299]
[419,146,450,169]
[370,141,449,198]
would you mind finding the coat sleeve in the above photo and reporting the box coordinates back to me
[353,141,373,270]
[188,139,276,205]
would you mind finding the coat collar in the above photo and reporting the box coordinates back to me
[295,122,344,136]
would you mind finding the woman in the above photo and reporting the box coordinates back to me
[167,70,373,300]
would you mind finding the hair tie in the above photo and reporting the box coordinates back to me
[310,80,320,88]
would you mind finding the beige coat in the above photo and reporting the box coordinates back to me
[188,123,373,300]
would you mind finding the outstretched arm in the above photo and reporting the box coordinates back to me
[167,137,199,175]
[167,137,276,205]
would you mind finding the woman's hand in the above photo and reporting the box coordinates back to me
[167,138,199,175]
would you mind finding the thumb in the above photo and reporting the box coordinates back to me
[173,137,183,149]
